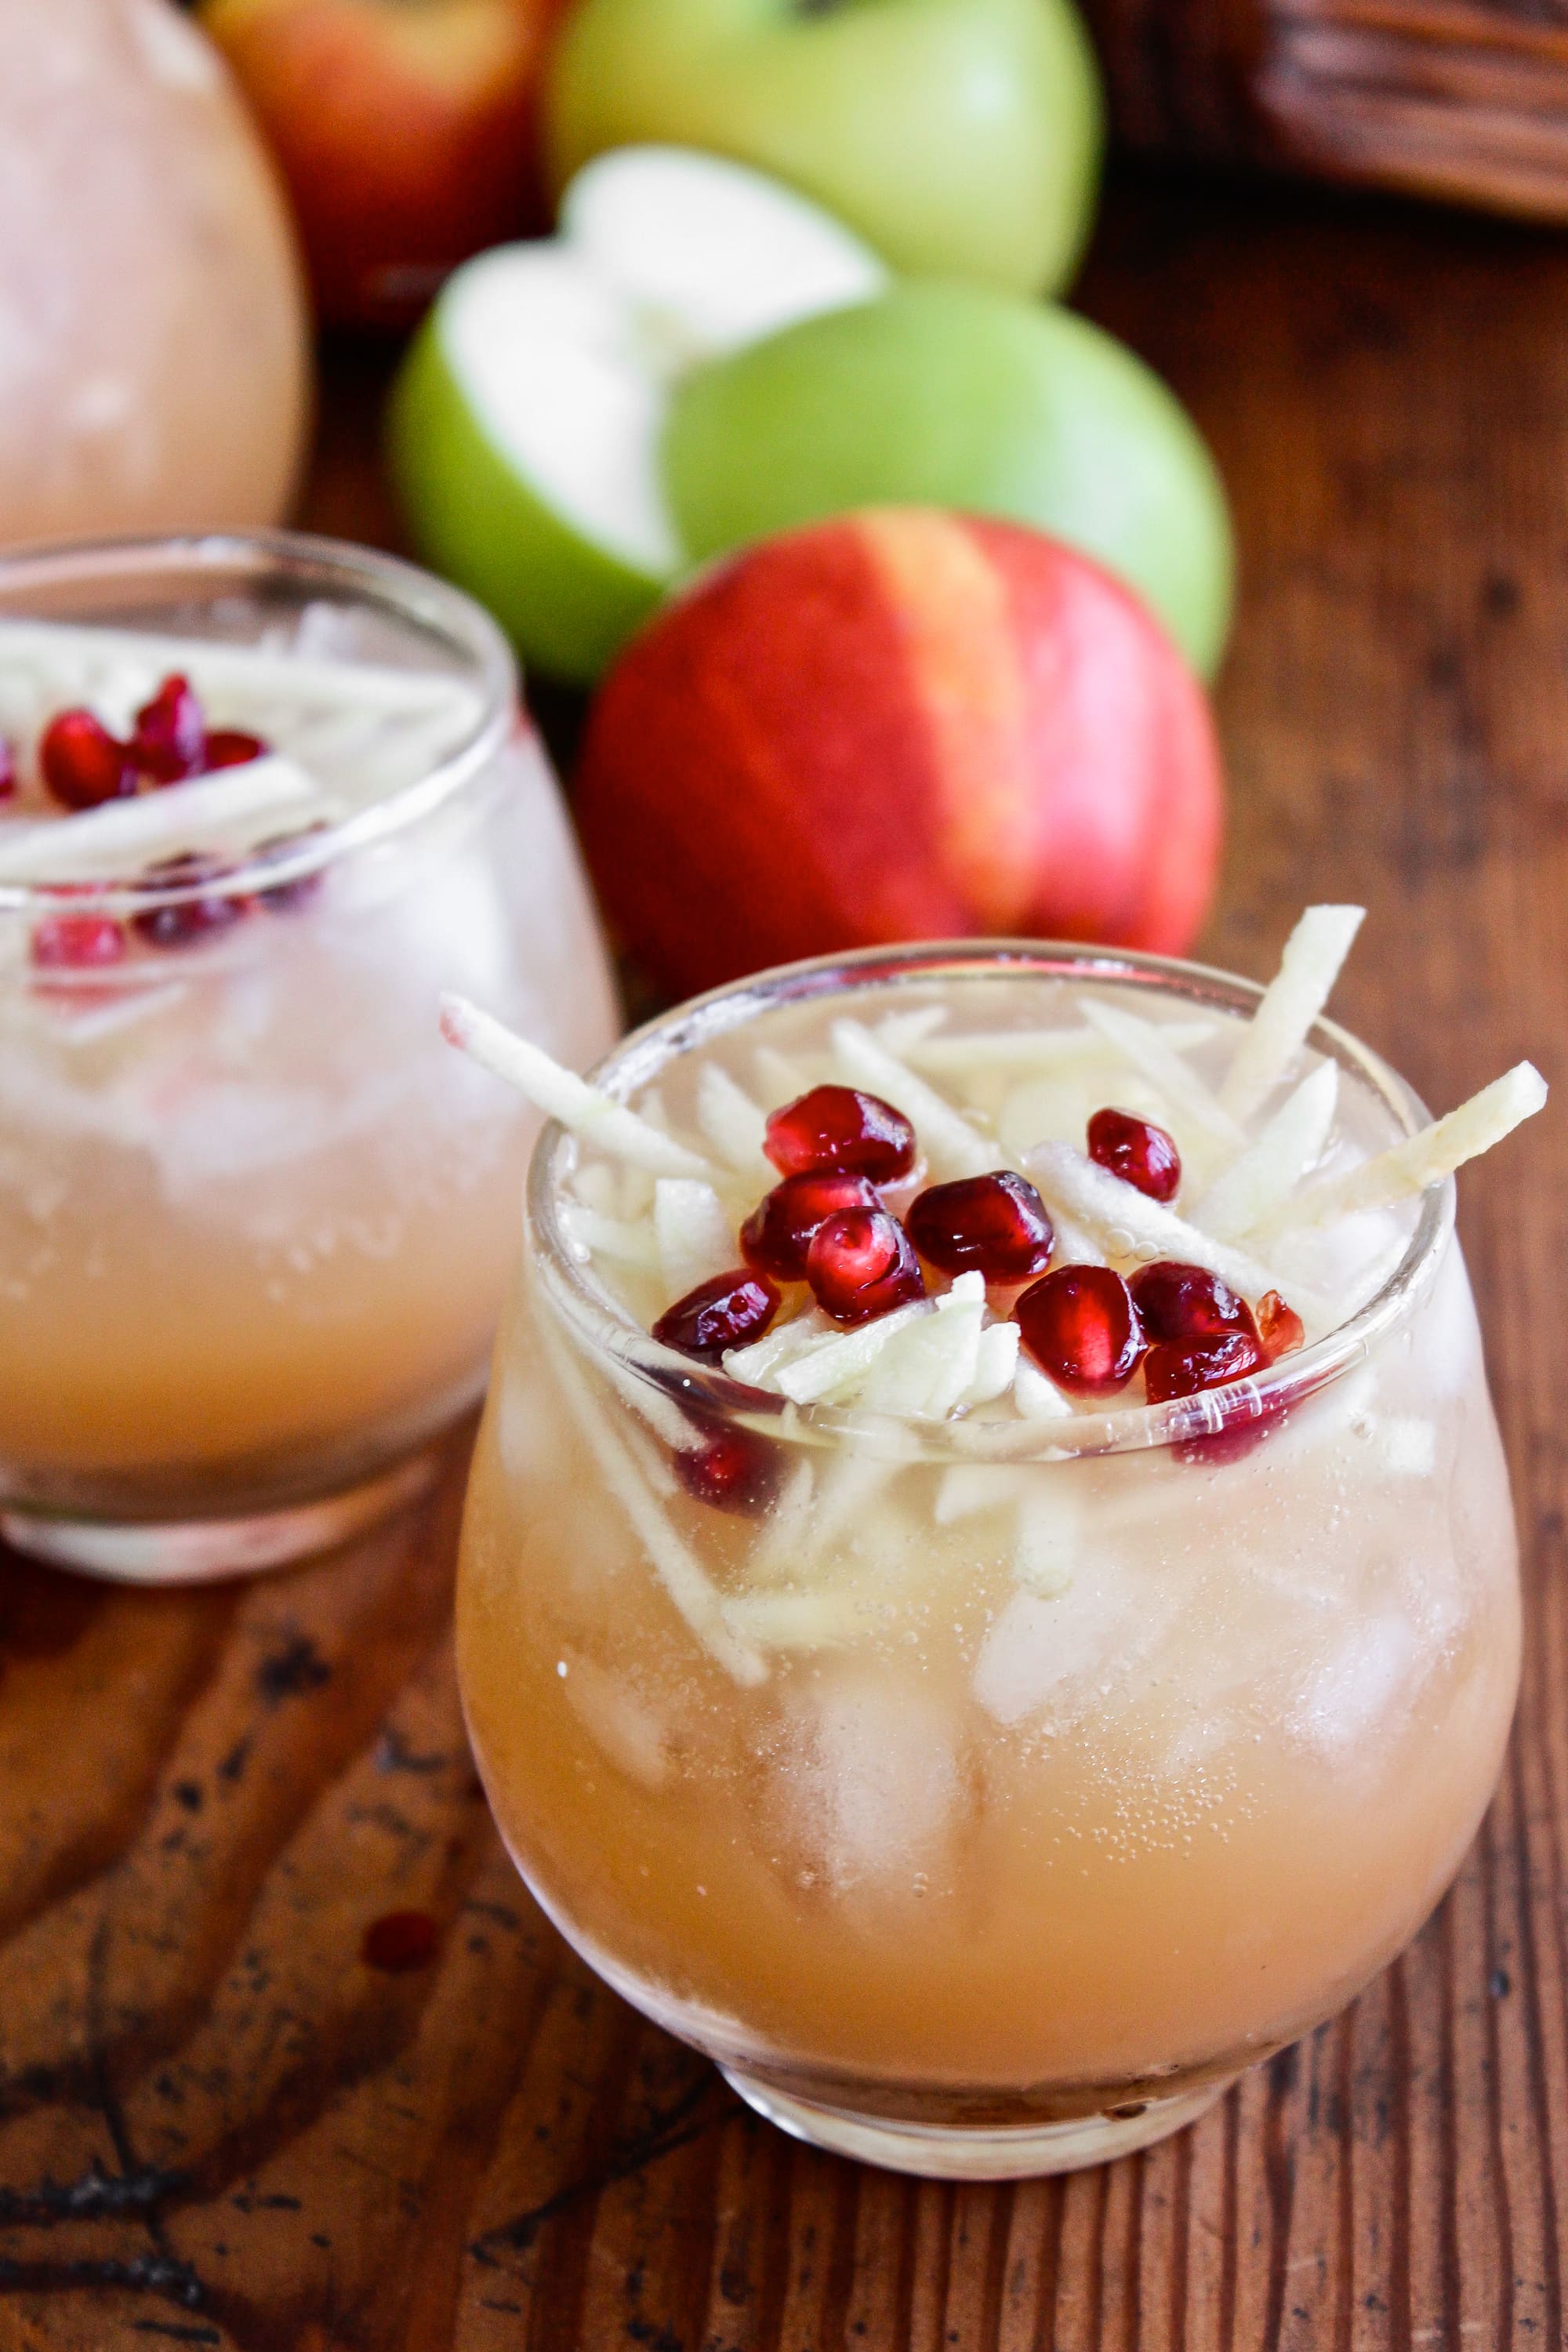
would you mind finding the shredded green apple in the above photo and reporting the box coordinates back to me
[439,910,1545,1442]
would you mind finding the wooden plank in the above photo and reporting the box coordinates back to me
[3,172,1566,2346]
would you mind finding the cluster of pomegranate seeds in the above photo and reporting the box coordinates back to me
[646,1079,1306,1494]
[1087,1106,1181,1201]
[34,673,270,813]
[15,681,328,977]
[764,1083,916,1181]
[130,854,248,951]
[741,1170,879,1281]
[807,1204,926,1323]
[652,1269,779,1363]
[675,1423,777,1513]
[1016,1265,1145,1396]
[908,1171,1054,1282]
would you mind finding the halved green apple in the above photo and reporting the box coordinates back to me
[386,146,887,684]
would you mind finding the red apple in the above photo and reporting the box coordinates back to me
[575,508,1224,999]
[199,0,568,328]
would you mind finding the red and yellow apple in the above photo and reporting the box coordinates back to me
[199,0,568,327]
[575,508,1224,1000]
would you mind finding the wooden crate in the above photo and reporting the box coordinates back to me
[1080,0,1568,223]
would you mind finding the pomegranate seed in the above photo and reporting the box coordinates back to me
[38,709,136,811]
[741,1171,880,1281]
[29,910,128,971]
[1145,1327,1269,1405]
[361,1909,440,1973]
[1256,1290,1305,1359]
[764,1084,916,1181]
[131,854,245,951]
[908,1170,1054,1282]
[0,738,15,799]
[1130,1261,1257,1345]
[1016,1265,1145,1395]
[251,824,328,914]
[203,728,268,771]
[805,1206,926,1323]
[674,1424,777,1512]
[1087,1107,1181,1202]
[130,673,206,783]
[652,1269,779,1364]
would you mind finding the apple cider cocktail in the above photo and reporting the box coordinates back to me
[450,922,1541,2178]
[0,535,617,1580]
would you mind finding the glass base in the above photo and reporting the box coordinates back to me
[719,2067,1232,2180]
[0,1450,438,1584]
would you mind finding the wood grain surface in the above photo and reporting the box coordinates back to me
[3,176,1566,2349]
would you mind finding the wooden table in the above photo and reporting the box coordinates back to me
[3,169,1566,2350]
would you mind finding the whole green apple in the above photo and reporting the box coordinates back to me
[544,0,1104,299]
[662,280,1235,676]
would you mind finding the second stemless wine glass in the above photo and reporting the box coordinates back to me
[456,942,1520,2180]
[0,532,619,1580]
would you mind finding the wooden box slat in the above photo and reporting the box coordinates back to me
[1083,0,1568,219]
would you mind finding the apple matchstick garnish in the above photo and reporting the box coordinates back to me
[663,279,1234,677]
[543,0,1103,299]
[0,757,325,887]
[387,147,887,684]
[198,0,568,328]
[439,903,1545,1457]
[573,509,1224,999]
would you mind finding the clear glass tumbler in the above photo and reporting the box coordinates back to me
[456,943,1520,2180]
[0,532,619,1580]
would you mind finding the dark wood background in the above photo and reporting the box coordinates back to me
[3,169,1566,2348]
[1081,0,1568,235]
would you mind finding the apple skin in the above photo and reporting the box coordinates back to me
[544,0,1102,300]
[387,317,663,684]
[575,508,1224,1000]
[664,279,1235,680]
[200,0,566,328]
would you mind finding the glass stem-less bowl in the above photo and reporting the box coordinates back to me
[0,532,619,1580]
[456,942,1520,2180]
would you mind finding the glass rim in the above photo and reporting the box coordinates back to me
[0,529,517,913]
[525,937,1456,1466]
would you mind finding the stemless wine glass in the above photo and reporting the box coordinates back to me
[456,942,1520,2180]
[0,532,618,1581]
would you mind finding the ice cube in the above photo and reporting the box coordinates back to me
[972,1552,1163,1727]
[1286,1610,1418,1758]
[768,1668,964,1893]
[560,1657,672,1791]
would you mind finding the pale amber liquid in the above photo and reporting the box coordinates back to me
[459,1247,1518,2101]
[457,982,1520,2107]
[0,742,616,1518]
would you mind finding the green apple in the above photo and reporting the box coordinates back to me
[544,0,1104,299]
[662,279,1235,677]
[386,146,887,683]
